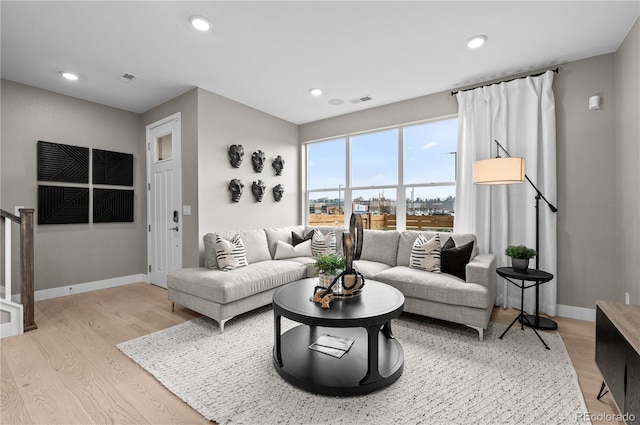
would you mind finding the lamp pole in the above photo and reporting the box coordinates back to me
[492,140,558,330]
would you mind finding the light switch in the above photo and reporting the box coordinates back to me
[183,205,191,216]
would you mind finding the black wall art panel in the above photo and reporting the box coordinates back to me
[93,189,134,223]
[37,141,89,183]
[38,185,89,224]
[92,149,134,186]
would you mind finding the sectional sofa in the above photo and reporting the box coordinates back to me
[167,225,496,340]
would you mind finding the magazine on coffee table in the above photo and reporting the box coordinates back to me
[309,334,355,359]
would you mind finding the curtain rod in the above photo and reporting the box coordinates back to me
[450,67,560,96]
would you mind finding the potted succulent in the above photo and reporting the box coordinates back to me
[505,245,536,273]
[311,253,346,288]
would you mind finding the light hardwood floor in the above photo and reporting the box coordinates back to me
[0,283,625,425]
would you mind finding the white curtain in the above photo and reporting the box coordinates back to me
[455,71,557,316]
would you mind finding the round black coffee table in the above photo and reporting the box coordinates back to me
[272,278,404,396]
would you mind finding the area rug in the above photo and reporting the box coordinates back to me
[117,307,590,425]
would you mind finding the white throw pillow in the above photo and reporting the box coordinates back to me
[311,230,337,257]
[215,234,249,271]
[409,233,441,273]
[274,239,312,260]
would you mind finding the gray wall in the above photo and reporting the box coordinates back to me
[142,89,200,268]
[554,54,618,308]
[142,88,300,268]
[196,89,300,264]
[615,17,640,305]
[1,80,146,292]
[299,52,633,310]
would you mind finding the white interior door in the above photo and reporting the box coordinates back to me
[147,113,182,288]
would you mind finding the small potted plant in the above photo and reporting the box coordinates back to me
[310,253,346,288]
[505,245,536,273]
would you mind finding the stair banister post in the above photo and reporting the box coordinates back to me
[20,208,37,332]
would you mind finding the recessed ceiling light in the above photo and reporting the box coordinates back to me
[467,35,488,49]
[60,71,79,81]
[189,15,212,31]
[309,88,323,96]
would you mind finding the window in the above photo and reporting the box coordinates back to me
[351,129,398,187]
[306,116,457,231]
[308,138,345,190]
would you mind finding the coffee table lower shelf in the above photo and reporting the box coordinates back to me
[273,325,404,396]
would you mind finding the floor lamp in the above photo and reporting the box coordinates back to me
[473,140,558,330]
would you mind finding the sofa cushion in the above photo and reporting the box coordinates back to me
[374,266,489,309]
[264,225,305,258]
[219,229,271,264]
[397,231,478,266]
[397,231,437,267]
[359,230,400,266]
[409,233,441,273]
[353,259,392,279]
[311,229,337,256]
[167,260,306,304]
[215,234,249,271]
[292,230,314,246]
[441,233,478,258]
[305,226,345,254]
[274,239,312,260]
[441,239,474,280]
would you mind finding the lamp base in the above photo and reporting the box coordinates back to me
[519,314,558,330]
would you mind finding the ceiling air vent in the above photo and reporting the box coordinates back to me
[349,95,372,104]
[119,73,137,83]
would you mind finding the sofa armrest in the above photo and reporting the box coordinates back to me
[466,253,497,304]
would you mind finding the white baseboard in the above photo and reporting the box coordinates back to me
[11,273,150,303]
[557,303,596,322]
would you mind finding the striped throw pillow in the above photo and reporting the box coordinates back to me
[409,233,441,273]
[311,229,337,257]
[215,234,249,271]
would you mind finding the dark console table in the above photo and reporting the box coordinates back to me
[595,300,640,425]
[272,278,404,396]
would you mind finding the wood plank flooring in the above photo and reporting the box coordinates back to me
[0,283,626,425]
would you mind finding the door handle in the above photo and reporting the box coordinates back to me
[170,226,179,231]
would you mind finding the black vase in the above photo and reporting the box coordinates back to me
[511,258,529,273]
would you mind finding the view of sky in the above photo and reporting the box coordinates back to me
[308,117,458,203]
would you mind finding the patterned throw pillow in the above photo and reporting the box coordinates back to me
[215,234,249,271]
[409,233,441,273]
[311,230,337,257]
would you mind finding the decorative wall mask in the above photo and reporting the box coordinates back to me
[251,180,266,202]
[273,184,285,202]
[252,150,266,173]
[228,179,244,202]
[228,145,244,168]
[272,155,285,176]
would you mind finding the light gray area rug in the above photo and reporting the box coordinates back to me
[118,307,590,425]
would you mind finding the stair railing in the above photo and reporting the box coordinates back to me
[1,208,37,332]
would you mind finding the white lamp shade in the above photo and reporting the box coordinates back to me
[473,157,525,185]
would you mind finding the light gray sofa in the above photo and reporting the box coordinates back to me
[167,225,496,339]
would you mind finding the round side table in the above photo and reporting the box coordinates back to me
[496,267,554,350]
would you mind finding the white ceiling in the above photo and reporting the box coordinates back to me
[2,1,638,125]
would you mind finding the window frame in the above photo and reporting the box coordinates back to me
[304,114,457,231]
